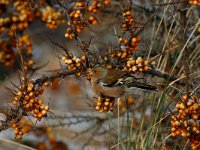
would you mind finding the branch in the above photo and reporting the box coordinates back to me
[33,69,83,86]
[145,68,185,86]
[0,108,21,132]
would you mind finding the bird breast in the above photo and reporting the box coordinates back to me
[91,78,125,98]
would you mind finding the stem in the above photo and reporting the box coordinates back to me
[118,98,120,150]
[34,69,82,86]
[179,1,190,97]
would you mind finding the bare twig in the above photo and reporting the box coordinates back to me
[179,1,190,97]
[33,69,84,86]
[152,0,188,6]
[145,68,185,86]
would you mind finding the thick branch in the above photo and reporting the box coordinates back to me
[34,69,82,85]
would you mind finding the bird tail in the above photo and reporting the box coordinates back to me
[126,81,157,90]
[117,77,157,91]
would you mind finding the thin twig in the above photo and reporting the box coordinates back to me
[145,68,185,86]
[179,1,190,97]
[0,137,36,150]
[152,0,187,6]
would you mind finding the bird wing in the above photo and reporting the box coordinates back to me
[113,77,157,91]
[126,81,157,90]
[101,69,125,86]
[123,77,157,90]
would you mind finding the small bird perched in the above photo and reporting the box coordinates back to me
[88,67,157,98]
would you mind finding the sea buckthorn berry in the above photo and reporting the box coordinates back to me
[171,95,200,149]
[41,6,64,29]
[104,0,111,6]
[61,53,86,77]
[95,106,101,111]
[88,15,98,25]
[43,82,49,87]
[76,2,85,7]
[10,74,49,139]
[95,96,115,112]
[123,56,155,74]
[189,0,200,5]
[44,106,49,111]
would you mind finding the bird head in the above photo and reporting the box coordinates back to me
[87,67,107,79]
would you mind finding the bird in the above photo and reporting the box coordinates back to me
[88,67,157,98]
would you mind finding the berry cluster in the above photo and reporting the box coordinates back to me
[0,0,64,70]
[0,0,64,33]
[103,54,155,75]
[0,0,9,5]
[99,9,145,71]
[18,35,34,71]
[171,95,200,149]
[18,35,32,55]
[0,34,34,68]
[191,136,200,150]
[95,96,135,113]
[12,118,32,140]
[87,0,102,13]
[0,1,35,35]
[121,9,135,32]
[61,53,87,77]
[95,96,115,112]
[0,17,10,33]
[65,0,111,39]
[118,9,142,52]
[87,0,111,23]
[104,36,140,61]
[189,0,200,5]
[65,9,86,39]
[109,50,132,60]
[123,57,155,74]
[12,76,49,121]
[88,15,98,25]
[75,1,86,7]
[0,38,16,67]
[41,6,65,29]
[118,36,141,51]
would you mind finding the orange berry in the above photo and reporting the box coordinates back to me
[97,101,102,106]
[92,20,97,25]
[17,92,23,96]
[37,113,43,118]
[171,132,176,137]
[182,95,188,100]
[89,16,95,22]
[95,106,101,111]
[41,110,47,116]
[44,106,49,111]
[12,123,17,128]
[104,101,110,106]
[192,114,199,120]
